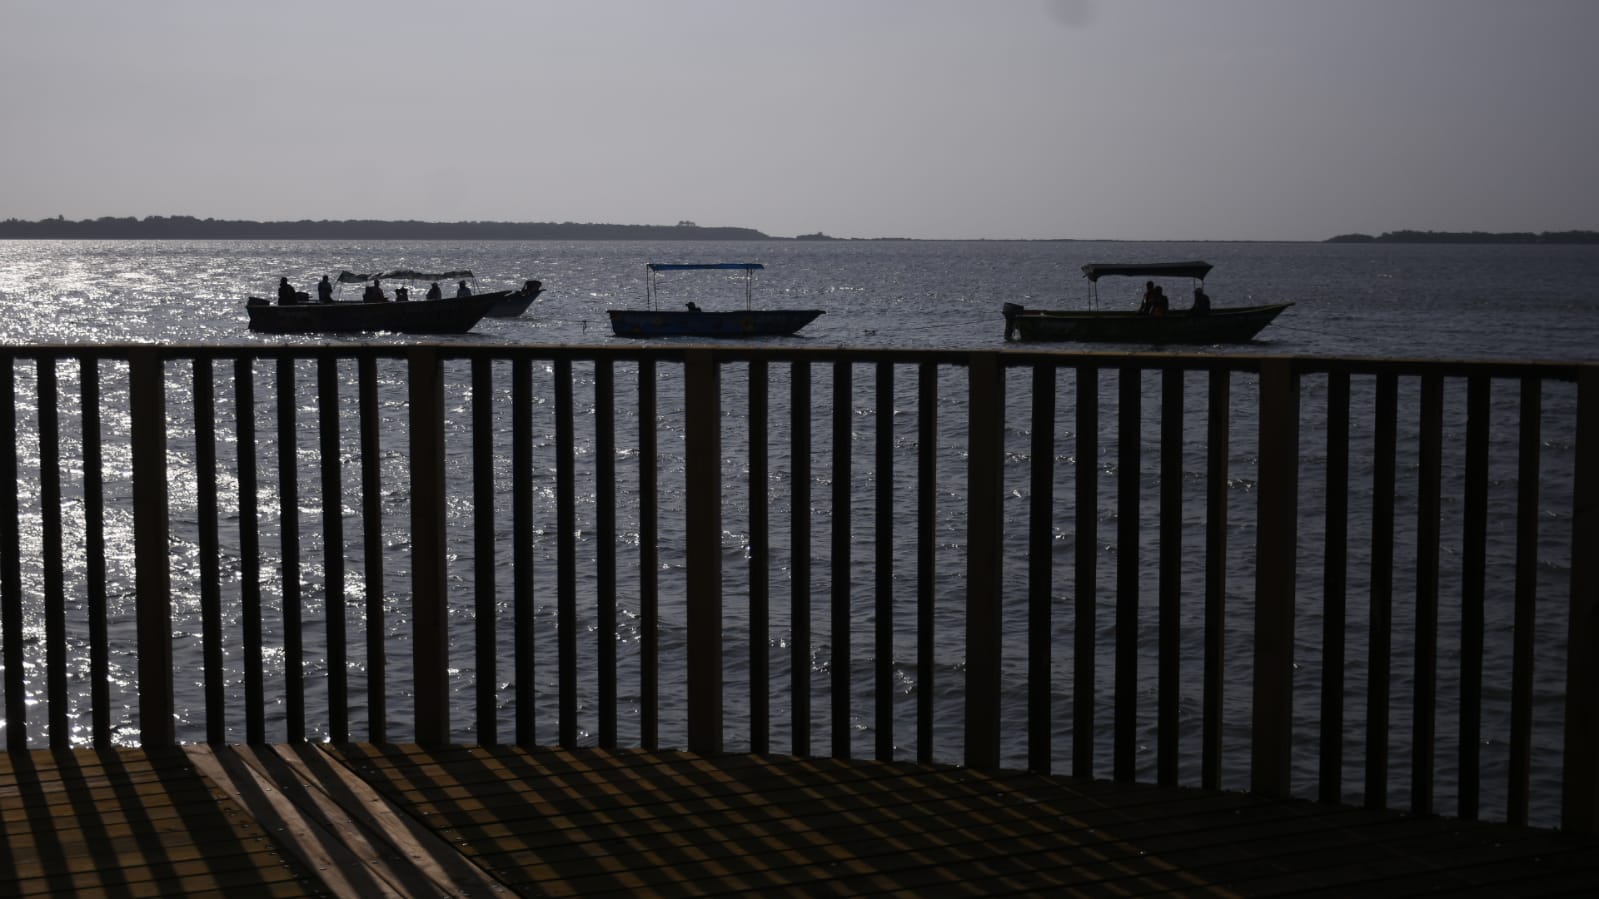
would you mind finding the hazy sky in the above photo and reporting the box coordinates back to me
[3,0,1596,241]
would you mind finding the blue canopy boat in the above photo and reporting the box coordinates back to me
[1002,260,1291,343]
[608,263,824,338]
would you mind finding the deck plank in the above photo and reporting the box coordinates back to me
[0,747,326,898]
[3,743,1597,897]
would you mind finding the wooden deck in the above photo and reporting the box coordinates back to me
[4,744,1597,897]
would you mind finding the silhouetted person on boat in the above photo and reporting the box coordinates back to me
[278,277,298,305]
[1138,280,1156,314]
[363,280,386,302]
[1149,285,1169,318]
[1191,287,1211,316]
[456,280,473,298]
[316,275,333,303]
[685,302,701,311]
[521,279,542,294]
[395,286,410,302]
[425,282,443,300]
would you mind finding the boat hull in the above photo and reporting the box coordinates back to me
[1002,302,1291,343]
[246,291,509,335]
[485,287,543,318]
[608,309,824,338]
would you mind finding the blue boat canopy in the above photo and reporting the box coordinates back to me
[1081,261,1212,282]
[647,263,764,272]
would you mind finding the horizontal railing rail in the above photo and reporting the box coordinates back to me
[0,344,1593,833]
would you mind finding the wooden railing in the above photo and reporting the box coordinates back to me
[0,345,1593,834]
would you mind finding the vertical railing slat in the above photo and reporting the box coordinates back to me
[1319,372,1350,804]
[1203,368,1230,791]
[1073,365,1099,779]
[409,347,449,746]
[832,361,853,759]
[512,358,535,746]
[1252,359,1299,798]
[1509,377,1542,825]
[235,358,265,745]
[471,356,497,744]
[1412,374,1443,815]
[791,360,811,757]
[639,361,660,751]
[0,357,18,751]
[319,356,347,744]
[965,353,1004,770]
[277,357,304,742]
[749,362,770,755]
[81,357,110,748]
[1562,367,1599,836]
[194,358,225,745]
[555,358,577,748]
[916,362,937,765]
[1366,371,1399,809]
[39,359,67,749]
[129,348,174,748]
[357,355,385,743]
[1028,362,1055,774]
[1460,374,1490,820]
[597,360,618,749]
[1157,367,1183,787]
[875,361,894,762]
[1114,365,1140,782]
[685,350,723,754]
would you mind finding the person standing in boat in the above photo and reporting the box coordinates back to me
[456,280,473,298]
[1191,287,1211,316]
[277,277,298,305]
[425,282,443,300]
[316,275,333,303]
[395,286,409,302]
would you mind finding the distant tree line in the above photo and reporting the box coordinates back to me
[1327,229,1599,244]
[0,215,776,241]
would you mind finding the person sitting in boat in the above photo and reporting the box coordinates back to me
[1191,287,1211,316]
[1138,280,1156,314]
[425,282,443,300]
[316,275,333,304]
[1150,286,1169,317]
[395,286,410,302]
[277,277,298,305]
[521,279,542,295]
[456,280,473,298]
[363,280,387,302]
[685,302,701,312]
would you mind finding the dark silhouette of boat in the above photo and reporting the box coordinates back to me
[487,280,544,318]
[1002,260,1291,343]
[608,263,823,338]
[247,269,507,334]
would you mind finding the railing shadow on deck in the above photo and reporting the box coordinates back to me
[0,344,1594,834]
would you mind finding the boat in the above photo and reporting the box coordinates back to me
[608,263,824,338]
[246,269,511,335]
[1001,260,1291,343]
[487,279,545,318]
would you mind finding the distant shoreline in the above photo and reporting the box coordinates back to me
[0,217,778,242]
[1,217,1594,244]
[1326,229,1599,244]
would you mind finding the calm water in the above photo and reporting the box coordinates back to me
[1,237,1596,358]
[0,239,1595,826]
